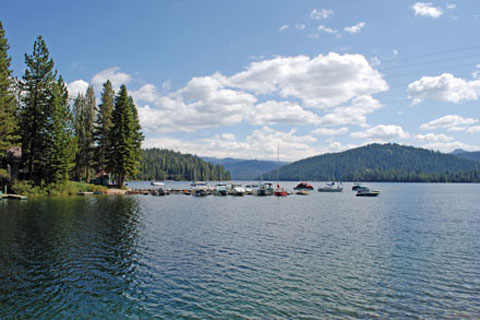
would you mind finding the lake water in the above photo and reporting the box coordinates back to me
[1,182,479,318]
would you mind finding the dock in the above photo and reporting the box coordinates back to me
[1,194,28,200]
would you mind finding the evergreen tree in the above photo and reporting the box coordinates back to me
[20,35,56,183]
[73,86,95,181]
[107,85,143,187]
[94,80,114,173]
[0,21,18,163]
[43,77,76,183]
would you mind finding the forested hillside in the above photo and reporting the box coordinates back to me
[263,143,480,182]
[137,149,231,181]
[452,150,480,162]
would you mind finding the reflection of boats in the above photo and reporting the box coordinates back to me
[293,182,314,190]
[318,181,343,192]
[256,183,274,196]
[356,188,380,197]
[215,184,228,196]
[229,184,246,196]
[151,181,165,186]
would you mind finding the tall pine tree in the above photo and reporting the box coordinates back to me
[0,21,19,164]
[20,35,56,183]
[43,76,76,183]
[94,80,114,173]
[107,85,143,187]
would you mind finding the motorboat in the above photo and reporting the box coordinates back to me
[154,188,170,196]
[256,183,274,196]
[318,181,343,192]
[352,182,367,191]
[295,190,309,195]
[356,188,380,197]
[274,184,288,196]
[191,181,207,187]
[293,182,314,190]
[215,184,228,196]
[228,184,246,196]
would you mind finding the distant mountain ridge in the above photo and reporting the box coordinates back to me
[451,149,480,162]
[202,157,288,180]
[263,143,480,182]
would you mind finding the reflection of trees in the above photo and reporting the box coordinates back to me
[0,196,142,317]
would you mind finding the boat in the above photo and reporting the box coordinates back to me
[256,183,274,196]
[274,184,289,196]
[356,188,380,197]
[228,184,246,196]
[295,190,309,195]
[215,184,228,196]
[193,188,208,197]
[317,181,343,192]
[352,182,367,191]
[151,181,165,186]
[154,188,170,196]
[293,182,314,190]
[190,181,207,187]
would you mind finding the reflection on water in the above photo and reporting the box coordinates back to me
[0,183,479,318]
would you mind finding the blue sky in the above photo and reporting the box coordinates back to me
[3,1,480,161]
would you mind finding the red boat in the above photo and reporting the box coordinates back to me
[274,184,289,196]
[293,182,314,190]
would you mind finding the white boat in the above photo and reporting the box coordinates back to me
[215,184,228,196]
[318,181,343,192]
[151,181,165,186]
[256,183,274,196]
[228,184,245,196]
[356,188,380,197]
[191,181,207,187]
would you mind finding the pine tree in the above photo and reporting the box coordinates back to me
[94,80,114,173]
[20,35,56,183]
[107,85,143,187]
[73,86,96,181]
[0,21,19,164]
[44,77,76,183]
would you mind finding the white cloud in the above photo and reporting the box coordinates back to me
[370,56,381,67]
[446,3,456,10]
[311,127,349,136]
[317,95,383,126]
[247,100,320,125]
[351,125,409,141]
[466,126,480,134]
[344,22,366,34]
[412,2,443,18]
[414,133,454,142]
[419,115,478,130]
[143,127,318,161]
[295,24,306,31]
[91,66,131,92]
[310,8,333,20]
[132,84,159,103]
[279,24,289,31]
[407,73,480,104]
[317,25,338,34]
[229,53,388,109]
[420,141,479,153]
[67,79,89,98]
[393,49,399,57]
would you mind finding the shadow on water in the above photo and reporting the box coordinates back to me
[0,196,150,318]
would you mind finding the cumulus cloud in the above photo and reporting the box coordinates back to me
[317,25,338,34]
[446,3,456,10]
[317,95,383,126]
[229,53,388,109]
[311,127,349,136]
[419,115,478,130]
[344,22,366,34]
[279,24,289,31]
[91,66,131,92]
[132,84,159,103]
[247,100,320,125]
[351,125,409,141]
[143,127,318,161]
[420,141,479,153]
[412,2,443,18]
[295,24,306,31]
[414,133,454,142]
[310,8,333,20]
[466,126,480,134]
[407,73,480,104]
[67,79,89,98]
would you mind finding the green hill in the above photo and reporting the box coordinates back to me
[263,143,480,182]
[452,150,480,162]
[137,149,231,181]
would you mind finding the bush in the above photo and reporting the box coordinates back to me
[11,180,107,197]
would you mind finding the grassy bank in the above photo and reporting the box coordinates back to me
[11,181,107,197]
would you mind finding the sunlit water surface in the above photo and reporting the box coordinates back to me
[1,182,479,318]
